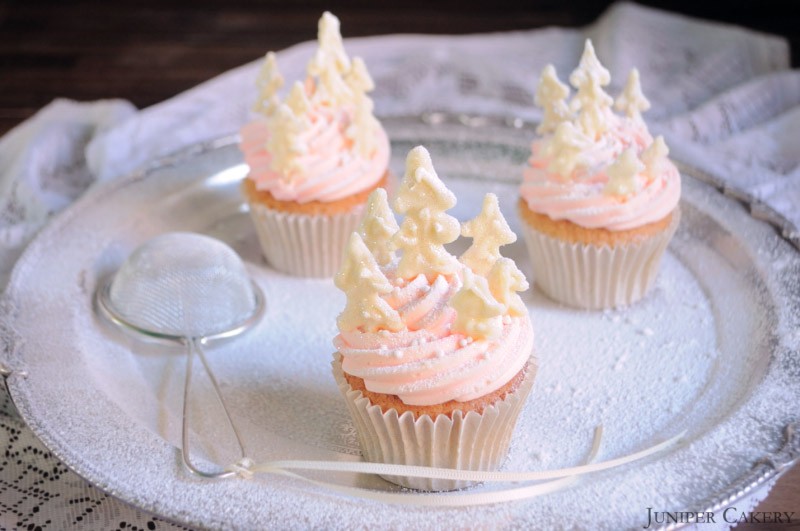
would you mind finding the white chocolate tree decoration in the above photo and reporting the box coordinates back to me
[542,121,592,178]
[345,56,380,155]
[335,232,403,333]
[267,104,308,177]
[358,188,399,266]
[528,37,672,198]
[451,269,505,341]
[334,145,532,342]
[346,57,375,95]
[307,12,352,107]
[392,146,461,280]
[313,62,350,107]
[569,40,613,139]
[460,193,517,276]
[487,257,529,317]
[285,82,311,125]
[348,93,379,156]
[615,68,650,120]
[575,77,614,139]
[254,13,383,174]
[569,39,611,88]
[641,135,670,181]
[308,12,351,77]
[253,52,284,116]
[535,64,571,134]
[605,147,645,196]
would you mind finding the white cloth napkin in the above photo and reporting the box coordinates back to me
[0,98,136,285]
[0,2,796,529]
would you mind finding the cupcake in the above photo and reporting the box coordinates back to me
[519,40,681,309]
[332,146,536,491]
[239,12,390,277]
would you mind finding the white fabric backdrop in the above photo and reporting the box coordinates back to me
[0,2,796,528]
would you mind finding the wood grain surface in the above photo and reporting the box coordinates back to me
[1,0,798,523]
[1,0,798,134]
[740,468,800,529]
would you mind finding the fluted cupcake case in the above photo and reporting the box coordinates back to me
[248,202,364,278]
[521,210,680,310]
[332,354,537,491]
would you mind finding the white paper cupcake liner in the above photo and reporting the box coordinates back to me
[332,354,536,491]
[521,210,680,310]
[248,202,364,278]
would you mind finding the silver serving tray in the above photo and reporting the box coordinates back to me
[1,116,798,530]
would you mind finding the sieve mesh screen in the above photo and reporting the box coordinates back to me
[107,232,257,338]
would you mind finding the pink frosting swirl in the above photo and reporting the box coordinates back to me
[239,107,389,204]
[334,273,534,406]
[520,118,681,231]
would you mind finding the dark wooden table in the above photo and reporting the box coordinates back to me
[1,0,798,525]
[1,0,798,135]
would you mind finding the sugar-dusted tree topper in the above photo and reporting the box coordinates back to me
[542,121,592,179]
[605,147,645,196]
[308,12,351,77]
[392,146,461,280]
[451,269,505,341]
[306,12,352,107]
[535,64,571,134]
[575,76,614,140]
[569,39,611,88]
[358,188,399,266]
[335,232,404,333]
[253,52,284,116]
[316,61,353,107]
[285,81,311,126]
[346,57,375,95]
[641,135,669,181]
[267,104,308,178]
[460,193,517,276]
[344,56,380,155]
[348,92,379,157]
[487,257,529,317]
[569,40,613,139]
[615,68,650,121]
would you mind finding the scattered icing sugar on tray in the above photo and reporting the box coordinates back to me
[3,119,798,530]
[509,251,716,468]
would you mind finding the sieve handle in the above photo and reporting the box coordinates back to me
[181,337,248,479]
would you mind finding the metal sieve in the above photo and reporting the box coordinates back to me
[96,232,265,479]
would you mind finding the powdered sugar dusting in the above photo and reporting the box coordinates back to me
[3,126,798,530]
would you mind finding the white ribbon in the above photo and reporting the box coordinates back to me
[223,427,685,506]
